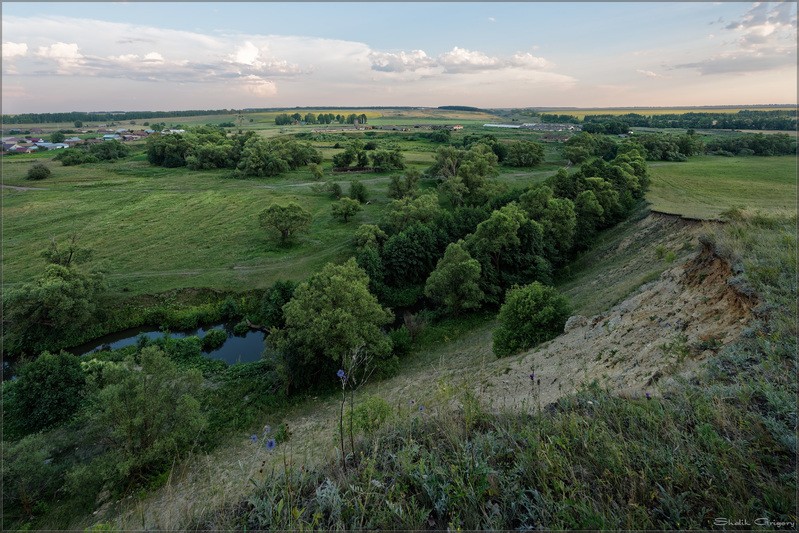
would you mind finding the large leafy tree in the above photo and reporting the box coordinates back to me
[7,350,86,434]
[274,259,393,391]
[2,263,107,354]
[505,141,545,167]
[424,242,484,314]
[259,203,312,245]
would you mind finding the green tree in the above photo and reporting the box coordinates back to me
[353,224,387,250]
[238,136,289,177]
[274,259,393,390]
[259,203,312,244]
[86,347,206,483]
[386,192,441,232]
[309,162,324,180]
[493,282,571,357]
[424,242,484,314]
[49,131,66,143]
[8,350,86,434]
[26,162,51,181]
[74,120,83,128]
[258,280,298,329]
[387,168,421,199]
[41,233,93,267]
[505,141,545,167]
[542,197,577,264]
[519,185,553,220]
[574,190,604,249]
[332,197,362,223]
[349,180,368,203]
[3,264,107,354]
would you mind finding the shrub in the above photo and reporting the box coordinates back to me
[347,395,392,435]
[233,320,250,336]
[331,197,362,223]
[202,328,228,351]
[26,163,51,180]
[493,282,571,357]
[388,326,413,357]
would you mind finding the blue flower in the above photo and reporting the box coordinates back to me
[249,434,258,443]
[529,372,535,381]
[266,438,277,451]
[337,369,346,380]
[645,392,651,400]
[419,405,425,412]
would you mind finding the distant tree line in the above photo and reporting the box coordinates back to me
[563,131,796,163]
[1,109,243,125]
[580,109,797,131]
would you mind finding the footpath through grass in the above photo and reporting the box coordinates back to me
[647,155,797,220]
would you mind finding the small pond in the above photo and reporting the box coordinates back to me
[73,323,266,365]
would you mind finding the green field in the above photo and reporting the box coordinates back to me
[647,155,797,220]
[540,106,797,120]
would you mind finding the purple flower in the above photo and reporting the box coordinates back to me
[529,372,535,381]
[419,405,425,412]
[249,434,258,443]
[266,438,277,451]
[645,392,651,400]
[337,369,346,380]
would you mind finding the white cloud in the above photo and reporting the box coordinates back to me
[231,41,260,66]
[369,49,436,73]
[35,42,83,72]
[438,46,502,72]
[636,69,665,78]
[488,17,496,23]
[2,41,28,59]
[144,52,164,62]
[509,52,550,69]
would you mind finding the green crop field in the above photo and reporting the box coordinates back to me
[647,155,797,220]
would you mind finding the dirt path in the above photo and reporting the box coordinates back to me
[102,214,754,531]
[1,184,48,191]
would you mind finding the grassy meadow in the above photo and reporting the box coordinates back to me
[540,105,797,120]
[647,155,797,220]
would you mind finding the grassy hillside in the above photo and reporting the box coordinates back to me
[647,155,797,220]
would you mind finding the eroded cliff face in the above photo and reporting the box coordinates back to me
[484,236,757,409]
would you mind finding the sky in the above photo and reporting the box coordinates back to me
[1,2,796,113]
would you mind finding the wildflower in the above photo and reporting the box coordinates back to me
[530,372,535,381]
[337,369,346,380]
[266,438,277,451]
[249,434,258,443]
[419,405,425,412]
[409,399,416,406]
[645,392,651,400]
[263,425,272,435]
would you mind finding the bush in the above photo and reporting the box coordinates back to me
[233,320,250,336]
[26,163,51,180]
[493,282,571,357]
[202,328,228,351]
[388,326,413,357]
[347,395,392,435]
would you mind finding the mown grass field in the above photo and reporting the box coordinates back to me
[647,155,797,220]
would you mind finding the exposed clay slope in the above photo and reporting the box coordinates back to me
[482,238,756,409]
